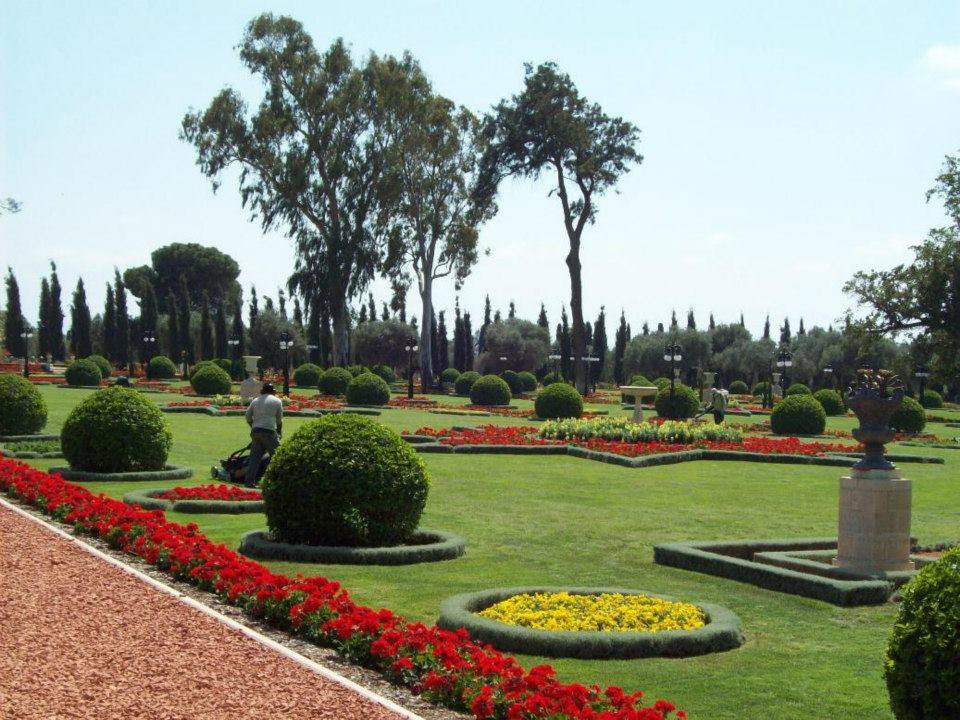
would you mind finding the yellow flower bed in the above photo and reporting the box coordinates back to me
[478,592,706,633]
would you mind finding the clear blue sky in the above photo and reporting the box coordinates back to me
[2,1,959,338]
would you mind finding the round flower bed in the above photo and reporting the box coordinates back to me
[239,528,465,565]
[123,484,264,513]
[438,586,744,659]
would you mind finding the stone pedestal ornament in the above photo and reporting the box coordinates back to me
[240,355,262,401]
[619,385,658,422]
[772,372,783,401]
[835,369,914,574]
[701,372,716,403]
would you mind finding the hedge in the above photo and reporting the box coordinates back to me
[436,586,744,659]
[319,367,353,396]
[48,465,193,483]
[122,488,264,514]
[0,374,48,435]
[238,528,465,565]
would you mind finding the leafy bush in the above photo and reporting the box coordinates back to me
[293,363,322,388]
[752,381,771,396]
[785,383,811,396]
[372,364,397,384]
[470,374,512,406]
[653,377,673,393]
[770,394,826,435]
[500,370,523,396]
[535,383,583,419]
[190,363,232,396]
[440,367,460,385]
[86,354,112,379]
[0,374,47,435]
[61,387,172,472]
[65,359,102,387]
[629,374,652,387]
[921,389,944,409]
[189,360,217,379]
[319,366,352,395]
[517,371,538,392]
[541,416,743,444]
[346,364,369,377]
[728,380,749,395]
[214,358,232,373]
[813,388,844,416]
[891,396,926,434]
[261,414,429,547]
[885,547,960,720]
[454,370,480,396]
[345,372,391,406]
[147,355,177,380]
[541,371,564,387]
[654,384,700,420]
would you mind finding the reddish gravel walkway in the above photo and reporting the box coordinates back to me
[0,505,407,720]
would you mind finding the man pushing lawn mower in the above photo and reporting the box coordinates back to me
[212,382,283,487]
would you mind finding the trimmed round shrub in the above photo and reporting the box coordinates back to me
[346,364,369,377]
[86,354,112,379]
[0,374,47,435]
[813,388,845,416]
[629,374,652,387]
[535,382,583,419]
[61,387,172,472]
[440,367,460,385]
[319,367,352,396]
[470,374,512,406]
[65,359,102,387]
[728,380,749,395]
[260,414,429,547]
[190,363,232,396]
[517,371,538,392]
[147,355,177,380]
[454,370,481,396]
[921,389,944,409]
[785,383,811,396]
[500,370,523,396]
[653,377,673,393]
[541,371,564,387]
[214,358,232,373]
[345,372,391,406]
[654,383,700,420]
[770,394,827,435]
[752,381,771,396]
[372,364,397,384]
[293,363,322,388]
[188,360,216,379]
[891,396,926,434]
[885,547,960,720]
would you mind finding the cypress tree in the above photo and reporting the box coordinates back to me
[798,317,806,336]
[367,293,376,323]
[670,309,678,330]
[358,304,368,323]
[215,298,228,359]
[656,322,664,334]
[463,311,474,370]
[70,278,92,358]
[48,262,65,360]
[537,303,550,343]
[592,307,607,385]
[103,283,116,361]
[166,290,180,360]
[178,275,193,362]
[38,278,51,358]
[709,313,716,331]
[686,309,696,330]
[114,270,129,369]
[453,302,464,371]
[278,288,287,319]
[381,302,390,321]
[200,290,213,359]
[292,296,303,331]
[612,310,628,385]
[780,317,791,345]
[437,310,449,373]
[4,268,25,358]
[739,312,745,328]
[139,281,159,360]
[508,301,516,319]
[642,321,650,335]
[494,309,501,324]
[762,314,771,340]
[232,296,246,356]
[249,285,259,331]
[478,295,491,352]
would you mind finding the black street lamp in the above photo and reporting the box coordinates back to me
[279,331,294,396]
[914,365,930,403]
[583,355,600,394]
[548,354,561,378]
[306,343,318,364]
[405,343,419,399]
[663,343,683,399]
[776,349,793,395]
[228,335,240,360]
[142,329,156,367]
[823,362,834,389]
[20,327,33,378]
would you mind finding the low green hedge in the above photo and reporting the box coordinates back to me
[436,586,744,659]
[238,528,465,565]
[122,488,264,514]
[48,465,193,483]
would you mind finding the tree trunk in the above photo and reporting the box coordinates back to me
[566,246,587,394]
[331,299,350,366]
[419,280,433,392]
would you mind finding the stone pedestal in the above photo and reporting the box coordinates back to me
[835,468,914,574]
[701,372,716,403]
[618,385,658,422]
[240,355,262,402]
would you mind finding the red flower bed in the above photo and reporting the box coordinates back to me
[0,457,683,720]
[156,484,262,502]
[389,396,440,408]
[464,406,536,418]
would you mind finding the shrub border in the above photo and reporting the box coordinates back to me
[122,487,264,514]
[436,586,744,659]
[239,528,465,565]
[0,433,59,442]
[48,464,193,483]
[161,405,381,417]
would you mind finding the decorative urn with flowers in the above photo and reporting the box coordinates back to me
[846,369,904,471]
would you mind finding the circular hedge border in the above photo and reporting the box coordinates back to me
[238,528,465,566]
[437,586,744,659]
[122,488,264,514]
[49,465,193,483]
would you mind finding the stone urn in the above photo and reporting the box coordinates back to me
[846,384,904,471]
[240,355,263,401]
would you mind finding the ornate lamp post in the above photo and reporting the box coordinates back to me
[548,353,560,378]
[306,343,318,364]
[914,365,929,404]
[228,335,240,360]
[405,343,418,399]
[775,349,793,395]
[141,330,156,377]
[663,343,682,399]
[278,331,294,396]
[823,362,834,389]
[20,327,33,378]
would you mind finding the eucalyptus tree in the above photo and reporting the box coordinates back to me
[478,63,643,392]
[182,14,401,364]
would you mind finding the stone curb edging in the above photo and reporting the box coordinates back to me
[122,488,264,514]
[239,528,466,566]
[48,465,194,483]
[436,586,744,659]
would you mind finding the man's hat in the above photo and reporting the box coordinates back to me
[261,382,275,393]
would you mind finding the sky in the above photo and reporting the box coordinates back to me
[2,1,959,339]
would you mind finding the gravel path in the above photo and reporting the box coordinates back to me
[0,504,407,720]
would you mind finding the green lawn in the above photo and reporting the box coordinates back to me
[20,384,960,720]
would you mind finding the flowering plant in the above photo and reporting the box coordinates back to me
[540,417,743,445]
[156,484,262,502]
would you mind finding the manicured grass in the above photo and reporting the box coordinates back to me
[23,384,960,719]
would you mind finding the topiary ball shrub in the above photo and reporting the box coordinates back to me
[770,394,827,435]
[454,370,480,396]
[813,388,845,416]
[261,414,429,547]
[785,383,811,396]
[0,374,47,435]
[654,377,673,393]
[654,383,700,420]
[440,367,460,386]
[891,396,926,434]
[884,547,960,720]
[372,364,396,384]
[346,364,368,377]
[214,358,232,373]
[65,358,102,387]
[728,380,749,395]
[61,387,172,472]
[319,367,352,395]
[629,374,652,387]
[518,371,538,392]
[188,360,216,379]
[752,381,771,397]
[293,363,322,388]
[190,363,232,396]
[147,355,177,380]
[345,372,391,406]
[920,389,944,409]
[540,371,564,387]
[500,370,523,396]
[535,382,583,419]
[86,354,112,380]
[470,374,512,406]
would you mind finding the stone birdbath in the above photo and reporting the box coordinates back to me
[619,386,658,422]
